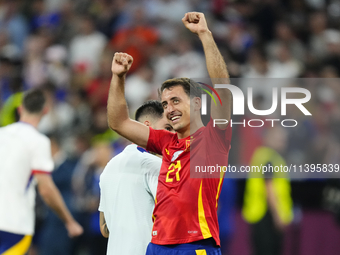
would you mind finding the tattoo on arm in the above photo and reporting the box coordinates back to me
[103,217,109,236]
[104,223,109,235]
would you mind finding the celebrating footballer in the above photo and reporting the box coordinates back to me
[107,12,232,255]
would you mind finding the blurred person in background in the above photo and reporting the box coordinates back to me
[151,40,177,85]
[90,107,119,145]
[0,29,21,61]
[306,76,340,167]
[266,21,306,63]
[44,44,70,90]
[55,1,80,46]
[145,0,192,24]
[151,37,207,89]
[125,63,154,115]
[242,46,273,79]
[99,100,173,255]
[30,0,61,33]
[241,47,281,111]
[243,126,293,255]
[0,51,23,103]
[170,37,207,78]
[23,32,51,88]
[69,14,107,77]
[67,89,92,137]
[0,76,23,127]
[85,49,114,110]
[218,21,254,64]
[284,100,317,166]
[241,45,295,112]
[72,140,113,255]
[38,83,75,145]
[144,0,192,41]
[0,88,83,255]
[0,0,29,55]
[269,43,303,78]
[38,134,79,255]
[110,6,159,73]
[87,0,131,39]
[308,12,328,61]
[323,29,340,75]
[44,0,68,13]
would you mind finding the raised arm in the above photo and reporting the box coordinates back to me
[182,13,232,127]
[107,52,150,147]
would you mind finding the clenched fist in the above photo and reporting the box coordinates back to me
[66,220,84,238]
[182,12,210,35]
[111,52,133,77]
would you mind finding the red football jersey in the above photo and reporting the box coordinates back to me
[146,119,232,246]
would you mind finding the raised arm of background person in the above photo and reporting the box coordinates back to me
[35,173,84,238]
[182,12,232,128]
[107,52,150,148]
[99,212,109,238]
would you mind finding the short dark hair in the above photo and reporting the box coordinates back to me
[135,100,164,121]
[22,88,46,114]
[159,78,202,98]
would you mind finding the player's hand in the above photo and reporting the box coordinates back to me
[66,220,84,238]
[182,12,210,35]
[111,52,133,77]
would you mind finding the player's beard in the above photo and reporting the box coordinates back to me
[173,120,189,134]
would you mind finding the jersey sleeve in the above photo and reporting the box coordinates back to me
[206,118,232,152]
[142,154,162,199]
[31,136,54,174]
[146,127,174,155]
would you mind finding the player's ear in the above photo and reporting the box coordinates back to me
[193,96,201,111]
[42,105,50,115]
[18,105,23,115]
[144,120,150,127]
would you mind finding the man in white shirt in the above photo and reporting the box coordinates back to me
[69,15,107,76]
[98,100,173,255]
[0,88,83,255]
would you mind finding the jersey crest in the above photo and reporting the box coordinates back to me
[185,139,191,152]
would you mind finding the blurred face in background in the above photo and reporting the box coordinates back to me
[248,47,268,74]
[79,17,95,35]
[151,113,174,132]
[309,12,327,34]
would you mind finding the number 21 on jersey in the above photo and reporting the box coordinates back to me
[166,160,182,183]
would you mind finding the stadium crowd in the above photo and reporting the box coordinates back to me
[1,0,340,255]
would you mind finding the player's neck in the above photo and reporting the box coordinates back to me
[177,120,204,139]
[19,114,42,129]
